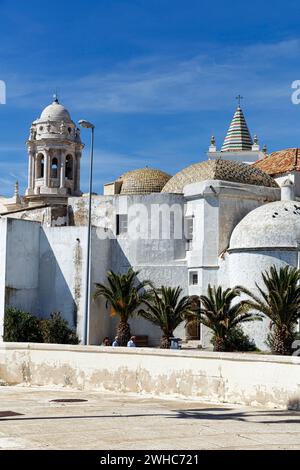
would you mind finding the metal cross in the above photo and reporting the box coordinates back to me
[236,94,243,106]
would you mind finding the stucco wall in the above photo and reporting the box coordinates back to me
[1,343,300,409]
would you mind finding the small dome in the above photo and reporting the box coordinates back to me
[118,167,172,195]
[40,99,72,122]
[230,200,300,250]
[162,159,278,194]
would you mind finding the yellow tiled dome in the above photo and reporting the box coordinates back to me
[118,167,172,195]
[161,159,278,194]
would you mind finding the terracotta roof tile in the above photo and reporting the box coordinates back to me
[253,148,300,176]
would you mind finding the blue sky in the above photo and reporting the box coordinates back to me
[1,0,300,196]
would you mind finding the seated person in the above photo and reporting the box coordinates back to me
[102,337,111,346]
[112,336,120,347]
[127,336,136,348]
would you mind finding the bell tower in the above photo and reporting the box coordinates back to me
[25,96,84,205]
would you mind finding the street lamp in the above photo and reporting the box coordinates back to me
[78,119,95,345]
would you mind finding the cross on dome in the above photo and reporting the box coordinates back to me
[236,94,243,107]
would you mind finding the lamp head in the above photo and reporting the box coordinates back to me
[78,119,95,129]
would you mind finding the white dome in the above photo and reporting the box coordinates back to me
[230,200,300,250]
[40,100,72,122]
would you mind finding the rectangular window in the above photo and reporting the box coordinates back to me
[189,271,198,286]
[184,217,193,251]
[116,214,128,235]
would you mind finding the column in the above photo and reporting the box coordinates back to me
[44,149,50,187]
[28,150,34,190]
[60,150,66,188]
[75,151,81,192]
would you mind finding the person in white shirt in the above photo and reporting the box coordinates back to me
[112,336,120,347]
[127,336,136,348]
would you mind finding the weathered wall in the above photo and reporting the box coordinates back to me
[1,343,300,409]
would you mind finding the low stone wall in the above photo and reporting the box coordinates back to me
[1,343,300,409]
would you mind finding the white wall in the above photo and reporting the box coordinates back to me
[1,343,300,409]
[39,226,111,345]
[0,219,7,339]
[5,218,40,314]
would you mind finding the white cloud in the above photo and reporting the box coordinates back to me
[4,39,299,114]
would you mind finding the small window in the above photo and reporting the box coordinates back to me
[184,217,193,251]
[189,271,198,286]
[116,214,128,235]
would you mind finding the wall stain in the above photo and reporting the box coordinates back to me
[73,240,82,328]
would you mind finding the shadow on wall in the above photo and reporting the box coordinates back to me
[91,237,132,344]
[92,238,184,346]
[38,230,78,329]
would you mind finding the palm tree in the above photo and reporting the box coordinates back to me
[94,268,152,346]
[139,286,196,349]
[198,285,262,352]
[239,265,300,355]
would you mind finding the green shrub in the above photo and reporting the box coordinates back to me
[40,312,79,345]
[3,307,43,343]
[3,308,79,345]
[211,326,258,352]
[226,327,258,352]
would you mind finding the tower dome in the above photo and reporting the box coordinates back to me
[25,97,84,205]
[40,98,72,122]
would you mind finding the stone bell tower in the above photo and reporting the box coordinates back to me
[25,96,84,205]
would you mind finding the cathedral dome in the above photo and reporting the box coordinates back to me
[118,167,172,195]
[230,200,300,250]
[161,159,278,194]
[40,99,72,122]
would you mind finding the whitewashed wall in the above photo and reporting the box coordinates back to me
[1,343,300,409]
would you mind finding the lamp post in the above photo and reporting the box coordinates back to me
[78,119,95,346]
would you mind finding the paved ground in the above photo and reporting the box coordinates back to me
[0,386,300,450]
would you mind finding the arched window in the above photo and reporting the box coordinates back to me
[51,158,58,178]
[65,155,73,180]
[37,153,44,178]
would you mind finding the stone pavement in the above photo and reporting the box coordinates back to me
[0,386,300,450]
